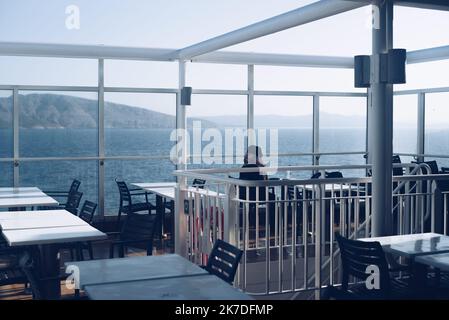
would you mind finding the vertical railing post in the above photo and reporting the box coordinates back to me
[223,183,236,245]
[314,184,323,300]
[13,88,19,187]
[312,95,320,166]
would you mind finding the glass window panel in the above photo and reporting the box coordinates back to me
[186,94,247,167]
[20,160,98,212]
[0,162,13,187]
[104,159,175,215]
[186,63,247,90]
[396,61,449,91]
[425,93,449,157]
[0,57,97,86]
[393,95,417,156]
[254,96,313,177]
[255,66,364,92]
[19,91,98,157]
[319,97,367,153]
[104,93,176,156]
[0,90,13,158]
[320,155,366,177]
[105,60,178,88]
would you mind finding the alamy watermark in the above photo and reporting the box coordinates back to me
[169,121,279,172]
[65,5,80,30]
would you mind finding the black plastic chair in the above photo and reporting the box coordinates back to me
[202,239,243,284]
[109,212,162,258]
[325,171,344,179]
[43,179,81,206]
[0,243,29,290]
[18,251,84,300]
[326,234,414,300]
[39,190,83,215]
[78,200,97,224]
[116,180,155,227]
[192,178,206,189]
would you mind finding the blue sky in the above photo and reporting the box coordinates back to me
[0,1,448,122]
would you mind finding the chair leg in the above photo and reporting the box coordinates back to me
[88,242,94,260]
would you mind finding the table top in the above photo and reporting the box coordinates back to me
[0,210,87,230]
[1,209,107,246]
[85,274,253,300]
[359,233,449,258]
[132,182,177,189]
[2,225,106,246]
[0,187,58,208]
[416,253,449,272]
[64,254,208,289]
[132,183,223,200]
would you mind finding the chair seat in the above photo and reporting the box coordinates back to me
[123,202,155,213]
[0,255,20,269]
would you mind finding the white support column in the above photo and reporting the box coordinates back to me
[312,95,320,166]
[370,0,394,236]
[175,60,188,257]
[98,59,105,218]
[417,93,426,162]
[247,65,255,146]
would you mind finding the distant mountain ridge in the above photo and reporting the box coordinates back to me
[0,93,417,130]
[0,94,214,129]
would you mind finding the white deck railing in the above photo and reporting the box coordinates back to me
[173,164,449,297]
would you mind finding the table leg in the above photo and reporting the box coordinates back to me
[38,244,61,300]
[156,195,165,241]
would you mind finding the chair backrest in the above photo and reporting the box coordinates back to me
[192,178,206,189]
[336,234,391,295]
[325,171,343,179]
[120,213,162,255]
[19,252,43,300]
[78,200,97,224]
[311,172,321,179]
[205,239,243,284]
[392,155,403,176]
[66,191,83,215]
[116,180,132,203]
[69,179,81,194]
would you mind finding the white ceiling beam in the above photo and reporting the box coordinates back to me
[193,51,354,68]
[394,0,449,11]
[175,0,368,60]
[407,45,449,64]
[0,42,176,61]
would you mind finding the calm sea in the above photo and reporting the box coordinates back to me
[1,128,448,214]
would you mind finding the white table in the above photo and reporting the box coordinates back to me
[0,209,106,299]
[85,274,253,300]
[131,182,223,201]
[64,254,208,289]
[359,233,449,258]
[0,210,87,231]
[416,253,449,272]
[0,187,58,209]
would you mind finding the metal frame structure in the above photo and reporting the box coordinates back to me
[0,0,448,226]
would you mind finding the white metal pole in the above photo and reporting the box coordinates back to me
[417,93,426,163]
[247,65,255,146]
[175,60,188,257]
[370,0,394,237]
[98,59,105,218]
